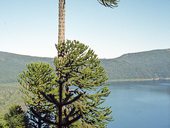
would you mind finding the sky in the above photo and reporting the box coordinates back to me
[0,0,170,58]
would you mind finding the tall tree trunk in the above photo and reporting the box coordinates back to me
[58,82,63,128]
[58,1,65,128]
[58,0,65,44]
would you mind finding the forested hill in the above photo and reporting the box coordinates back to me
[101,49,170,81]
[0,51,53,83]
[0,49,170,83]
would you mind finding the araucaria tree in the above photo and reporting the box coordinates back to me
[19,0,119,127]
[4,105,27,127]
[19,40,112,127]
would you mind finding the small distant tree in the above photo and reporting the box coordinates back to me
[0,114,6,128]
[4,105,27,128]
[0,123,3,128]
[19,40,112,128]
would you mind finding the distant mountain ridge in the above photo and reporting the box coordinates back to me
[0,49,170,83]
[0,51,53,83]
[101,49,170,81]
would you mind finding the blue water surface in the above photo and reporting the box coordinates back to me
[105,80,170,128]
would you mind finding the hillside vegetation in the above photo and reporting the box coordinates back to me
[0,52,52,83]
[0,49,170,83]
[0,83,24,113]
[101,49,170,81]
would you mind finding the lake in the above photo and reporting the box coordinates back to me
[106,80,170,128]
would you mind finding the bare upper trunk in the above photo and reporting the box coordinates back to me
[58,0,65,44]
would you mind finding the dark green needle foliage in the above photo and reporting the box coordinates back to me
[18,63,56,127]
[18,40,112,128]
[98,0,119,8]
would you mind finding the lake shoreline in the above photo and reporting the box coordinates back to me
[108,78,170,83]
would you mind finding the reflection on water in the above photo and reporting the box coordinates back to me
[106,80,170,128]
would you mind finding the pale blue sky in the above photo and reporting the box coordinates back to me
[0,0,170,58]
